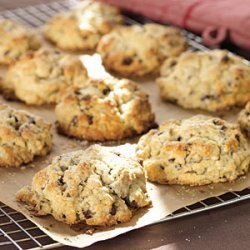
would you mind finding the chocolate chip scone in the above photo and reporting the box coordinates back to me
[238,102,250,137]
[2,48,88,105]
[157,50,250,112]
[0,103,52,167]
[97,23,187,77]
[16,145,151,227]
[55,78,156,141]
[44,0,123,51]
[136,115,250,186]
[0,19,40,65]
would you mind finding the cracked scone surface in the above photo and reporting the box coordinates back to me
[16,145,151,227]
[136,115,250,186]
[97,24,187,77]
[0,104,52,167]
[157,50,250,112]
[238,102,250,137]
[0,19,40,65]
[44,0,123,51]
[3,48,88,105]
[55,78,156,141]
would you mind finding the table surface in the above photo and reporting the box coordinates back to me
[0,1,249,250]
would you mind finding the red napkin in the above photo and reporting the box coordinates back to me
[101,0,250,50]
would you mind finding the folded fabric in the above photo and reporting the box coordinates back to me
[101,0,250,50]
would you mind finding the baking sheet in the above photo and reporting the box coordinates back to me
[0,54,249,248]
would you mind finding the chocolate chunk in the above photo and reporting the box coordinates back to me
[169,60,177,67]
[177,136,182,141]
[83,210,92,219]
[124,196,138,209]
[87,115,93,125]
[57,176,65,186]
[28,116,36,124]
[221,55,230,63]
[62,214,66,219]
[169,158,175,162]
[235,134,240,142]
[102,88,110,95]
[122,57,133,65]
[213,119,223,126]
[110,204,117,215]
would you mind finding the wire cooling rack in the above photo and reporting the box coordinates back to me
[0,1,249,249]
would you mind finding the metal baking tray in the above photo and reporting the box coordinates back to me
[0,1,249,249]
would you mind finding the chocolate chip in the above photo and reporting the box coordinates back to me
[235,134,240,143]
[160,165,164,170]
[83,210,92,219]
[62,214,66,219]
[110,204,117,215]
[213,119,223,126]
[221,55,230,63]
[87,115,93,125]
[221,125,227,131]
[124,196,138,209]
[169,158,175,162]
[246,111,250,116]
[169,60,177,67]
[122,57,133,65]
[28,116,36,124]
[177,136,182,141]
[102,88,110,95]
[57,176,65,186]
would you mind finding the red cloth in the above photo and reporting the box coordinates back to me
[101,0,250,50]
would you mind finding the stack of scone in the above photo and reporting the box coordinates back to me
[0,0,248,231]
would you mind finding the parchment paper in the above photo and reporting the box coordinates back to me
[0,54,249,248]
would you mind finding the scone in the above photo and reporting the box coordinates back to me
[55,78,156,141]
[16,145,151,227]
[136,115,250,186]
[238,102,250,137]
[44,0,123,51]
[157,50,250,112]
[2,48,88,105]
[0,103,52,167]
[97,23,187,77]
[0,19,40,65]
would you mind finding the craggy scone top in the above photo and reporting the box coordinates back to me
[97,23,187,77]
[136,115,250,186]
[3,48,88,105]
[157,50,250,112]
[44,0,123,51]
[55,78,156,141]
[0,104,52,167]
[0,19,40,65]
[16,145,151,227]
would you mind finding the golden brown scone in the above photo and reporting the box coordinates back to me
[16,145,151,227]
[97,23,187,77]
[238,102,250,137]
[55,78,156,141]
[136,115,250,186]
[44,0,123,51]
[0,103,52,167]
[157,50,250,112]
[2,48,88,105]
[0,19,40,65]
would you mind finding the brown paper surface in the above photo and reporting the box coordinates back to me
[0,54,249,248]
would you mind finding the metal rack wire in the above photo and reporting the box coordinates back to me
[0,1,249,249]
